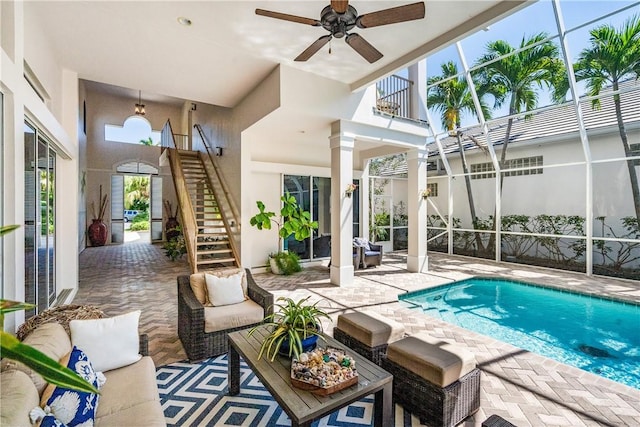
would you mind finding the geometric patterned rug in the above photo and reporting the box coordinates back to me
[156,354,424,426]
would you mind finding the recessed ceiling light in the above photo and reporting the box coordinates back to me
[177,17,192,26]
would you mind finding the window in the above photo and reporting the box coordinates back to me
[427,183,438,197]
[471,156,543,179]
[283,174,359,260]
[470,162,496,180]
[631,143,640,167]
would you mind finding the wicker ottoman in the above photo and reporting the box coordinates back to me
[381,332,481,427]
[333,310,404,365]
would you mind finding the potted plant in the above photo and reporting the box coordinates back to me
[248,296,331,361]
[249,192,318,275]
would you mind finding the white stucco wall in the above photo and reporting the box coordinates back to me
[84,89,182,244]
[2,1,81,330]
[427,127,640,230]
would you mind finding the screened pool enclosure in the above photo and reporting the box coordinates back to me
[370,0,639,280]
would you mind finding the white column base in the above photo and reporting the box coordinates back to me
[330,265,354,286]
[407,255,429,273]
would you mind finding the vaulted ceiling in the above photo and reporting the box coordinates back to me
[26,1,527,107]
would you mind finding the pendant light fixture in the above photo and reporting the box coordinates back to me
[134,90,145,116]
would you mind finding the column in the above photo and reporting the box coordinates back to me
[407,148,428,272]
[329,129,354,286]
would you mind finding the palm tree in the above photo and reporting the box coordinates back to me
[427,61,491,250]
[474,33,565,251]
[140,137,154,146]
[572,15,640,226]
[475,33,564,187]
[124,176,150,211]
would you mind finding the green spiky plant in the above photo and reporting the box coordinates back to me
[248,296,331,361]
[0,225,98,394]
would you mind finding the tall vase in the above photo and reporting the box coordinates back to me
[88,219,108,247]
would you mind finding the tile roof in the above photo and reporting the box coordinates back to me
[375,80,639,177]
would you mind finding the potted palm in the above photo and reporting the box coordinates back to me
[250,192,318,275]
[248,296,331,361]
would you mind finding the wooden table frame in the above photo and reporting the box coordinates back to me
[228,328,393,427]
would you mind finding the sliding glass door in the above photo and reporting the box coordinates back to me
[24,121,56,316]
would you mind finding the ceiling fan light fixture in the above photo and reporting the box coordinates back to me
[256,1,425,62]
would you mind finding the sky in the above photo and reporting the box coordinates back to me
[424,0,640,134]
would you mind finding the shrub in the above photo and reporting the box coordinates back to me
[129,221,149,231]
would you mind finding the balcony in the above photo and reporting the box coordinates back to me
[375,74,413,119]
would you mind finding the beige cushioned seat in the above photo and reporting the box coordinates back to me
[0,323,71,394]
[386,331,476,387]
[97,356,163,424]
[337,310,404,347]
[0,370,39,427]
[204,299,264,333]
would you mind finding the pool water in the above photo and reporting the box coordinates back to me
[399,278,640,389]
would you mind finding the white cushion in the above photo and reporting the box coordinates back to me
[69,311,142,372]
[205,271,246,307]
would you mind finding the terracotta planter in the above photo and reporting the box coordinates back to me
[88,219,108,247]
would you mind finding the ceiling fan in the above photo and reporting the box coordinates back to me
[255,1,425,64]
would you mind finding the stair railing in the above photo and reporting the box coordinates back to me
[193,124,241,227]
[162,119,198,272]
[197,151,241,266]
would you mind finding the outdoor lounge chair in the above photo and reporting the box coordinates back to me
[177,268,273,362]
[353,237,383,268]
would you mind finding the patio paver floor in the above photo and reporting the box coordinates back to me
[76,242,640,426]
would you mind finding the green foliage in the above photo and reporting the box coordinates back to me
[594,216,640,273]
[0,225,20,236]
[140,137,154,146]
[248,296,331,361]
[270,251,302,275]
[249,193,318,269]
[427,61,491,131]
[124,176,149,211]
[163,227,186,261]
[129,221,149,231]
[132,211,149,223]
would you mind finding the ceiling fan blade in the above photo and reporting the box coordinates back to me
[356,2,425,29]
[331,0,349,14]
[345,33,383,63]
[295,35,332,62]
[255,9,320,26]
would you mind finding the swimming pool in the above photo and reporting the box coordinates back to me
[399,278,640,389]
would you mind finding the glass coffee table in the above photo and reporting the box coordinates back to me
[228,328,393,427]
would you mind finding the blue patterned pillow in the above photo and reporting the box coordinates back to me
[31,346,105,427]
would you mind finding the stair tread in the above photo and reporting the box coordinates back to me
[197,258,236,265]
[198,249,232,255]
[196,241,229,246]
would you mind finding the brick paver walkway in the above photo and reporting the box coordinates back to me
[76,242,640,426]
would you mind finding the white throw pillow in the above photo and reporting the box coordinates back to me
[69,310,142,372]
[205,271,246,307]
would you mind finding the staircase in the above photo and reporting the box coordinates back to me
[178,150,238,270]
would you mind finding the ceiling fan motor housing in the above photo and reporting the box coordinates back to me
[321,5,357,38]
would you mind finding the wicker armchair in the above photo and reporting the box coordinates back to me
[177,269,273,362]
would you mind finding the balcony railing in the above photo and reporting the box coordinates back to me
[376,74,413,119]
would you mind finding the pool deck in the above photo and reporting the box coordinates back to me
[253,251,640,427]
[76,243,640,427]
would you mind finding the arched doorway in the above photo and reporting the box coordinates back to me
[111,161,163,244]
